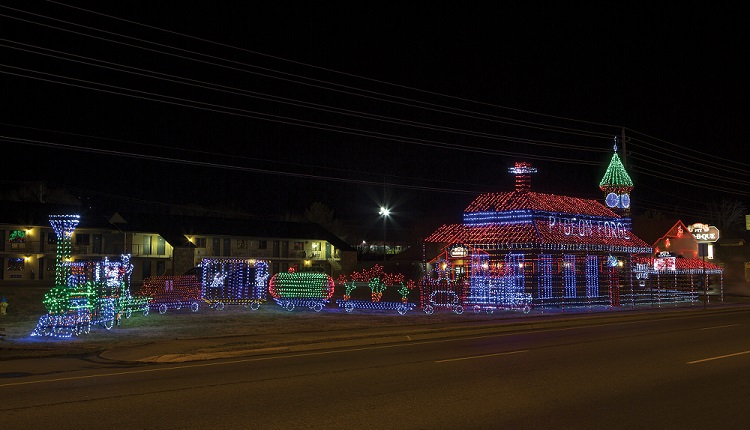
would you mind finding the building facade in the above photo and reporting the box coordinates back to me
[0,204,356,287]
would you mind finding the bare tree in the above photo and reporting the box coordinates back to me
[0,181,79,204]
[304,202,347,241]
[707,199,747,236]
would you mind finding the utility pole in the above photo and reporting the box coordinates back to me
[379,207,390,262]
[698,242,708,310]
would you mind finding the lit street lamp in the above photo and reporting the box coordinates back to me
[379,207,390,262]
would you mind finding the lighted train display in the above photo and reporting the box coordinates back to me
[31,254,152,338]
[30,214,721,339]
[30,250,533,339]
[31,215,151,338]
[139,258,334,313]
[136,258,270,314]
[138,260,420,315]
[268,270,335,312]
[138,259,524,317]
[33,251,713,340]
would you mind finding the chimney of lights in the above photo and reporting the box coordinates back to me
[508,161,537,193]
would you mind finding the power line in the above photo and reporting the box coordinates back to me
[0,65,609,167]
[0,6,617,140]
[46,0,627,131]
[0,135,492,196]
[0,38,613,154]
[2,3,746,221]
[5,4,743,180]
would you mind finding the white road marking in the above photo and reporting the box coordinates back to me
[435,349,528,363]
[699,324,739,330]
[687,350,750,364]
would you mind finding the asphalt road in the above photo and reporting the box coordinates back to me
[2,307,749,429]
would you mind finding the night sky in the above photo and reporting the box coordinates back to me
[3,2,749,243]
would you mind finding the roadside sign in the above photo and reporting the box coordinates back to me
[687,223,720,243]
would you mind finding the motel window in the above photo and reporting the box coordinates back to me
[9,230,26,243]
[76,234,90,245]
[259,240,268,250]
[7,257,24,271]
[10,230,26,251]
[294,242,305,251]
[237,239,247,249]
[143,235,152,255]
[223,238,231,257]
[156,236,166,255]
[195,237,207,248]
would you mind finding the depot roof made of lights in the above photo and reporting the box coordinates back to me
[633,256,724,274]
[464,191,619,215]
[424,190,652,253]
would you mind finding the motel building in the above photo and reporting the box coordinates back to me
[419,143,721,314]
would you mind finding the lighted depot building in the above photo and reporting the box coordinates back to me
[419,145,722,312]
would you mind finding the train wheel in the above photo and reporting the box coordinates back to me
[191,302,200,312]
[454,305,464,315]
[159,304,168,315]
[102,319,114,330]
[215,302,225,311]
[125,308,133,319]
[43,316,54,336]
[285,301,295,312]
[143,307,150,317]
[396,304,408,315]
[249,301,261,311]
[522,305,531,314]
[473,305,481,314]
[423,305,434,315]
[311,302,323,312]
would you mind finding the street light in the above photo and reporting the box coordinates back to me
[379,207,390,262]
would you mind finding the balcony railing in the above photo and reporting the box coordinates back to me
[0,242,171,258]
[2,241,339,261]
[1,241,50,254]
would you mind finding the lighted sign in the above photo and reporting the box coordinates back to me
[548,216,630,239]
[449,246,468,258]
[634,263,649,279]
[687,223,720,242]
[654,257,676,271]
